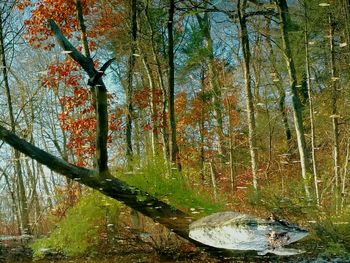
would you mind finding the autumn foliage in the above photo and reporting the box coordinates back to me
[18,0,126,167]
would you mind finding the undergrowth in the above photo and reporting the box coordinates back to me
[31,191,120,259]
[246,173,350,258]
[312,207,350,258]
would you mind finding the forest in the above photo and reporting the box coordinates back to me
[0,0,350,262]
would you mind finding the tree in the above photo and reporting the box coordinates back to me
[125,0,138,160]
[275,0,310,198]
[328,12,341,211]
[143,0,170,161]
[195,12,227,159]
[264,15,292,152]
[21,0,110,174]
[237,0,258,191]
[303,0,320,205]
[167,0,180,168]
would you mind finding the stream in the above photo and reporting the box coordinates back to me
[4,256,350,263]
[2,248,350,263]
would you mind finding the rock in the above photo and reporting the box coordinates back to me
[189,211,308,256]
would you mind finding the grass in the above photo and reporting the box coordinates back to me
[31,191,120,259]
[117,157,226,217]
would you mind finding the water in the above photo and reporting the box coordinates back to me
[4,255,202,263]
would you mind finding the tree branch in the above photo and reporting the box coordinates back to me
[48,19,95,77]
[0,124,96,180]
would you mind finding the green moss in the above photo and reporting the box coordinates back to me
[118,157,225,216]
[31,191,120,259]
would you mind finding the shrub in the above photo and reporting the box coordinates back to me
[31,191,120,259]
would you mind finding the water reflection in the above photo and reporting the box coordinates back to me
[6,254,201,263]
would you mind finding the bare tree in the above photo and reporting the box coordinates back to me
[238,0,258,191]
[275,0,310,198]
[125,0,138,160]
[304,1,320,205]
[328,13,341,212]
[168,0,180,168]
[196,12,227,159]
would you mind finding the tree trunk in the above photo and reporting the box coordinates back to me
[125,0,138,160]
[340,0,350,63]
[199,67,206,181]
[196,13,226,159]
[265,17,292,152]
[76,0,91,58]
[48,19,109,175]
[304,3,320,205]
[238,0,258,191]
[136,8,159,156]
[329,13,340,212]
[144,0,170,162]
[140,54,159,156]
[38,164,53,209]
[226,98,236,193]
[0,11,30,234]
[76,0,108,173]
[167,0,180,169]
[25,158,41,230]
[341,138,349,210]
[209,162,217,201]
[275,0,310,198]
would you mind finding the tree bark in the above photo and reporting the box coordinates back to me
[340,0,350,64]
[226,98,236,193]
[167,0,180,169]
[144,0,170,162]
[125,0,138,160]
[329,13,340,212]
[142,55,159,156]
[199,67,206,181]
[341,138,349,210]
[238,0,258,191]
[137,27,159,157]
[38,164,53,209]
[76,0,106,173]
[265,17,292,152]
[275,0,310,198]
[76,0,91,59]
[304,3,320,205]
[196,13,226,159]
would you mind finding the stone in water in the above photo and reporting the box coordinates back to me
[189,212,308,256]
